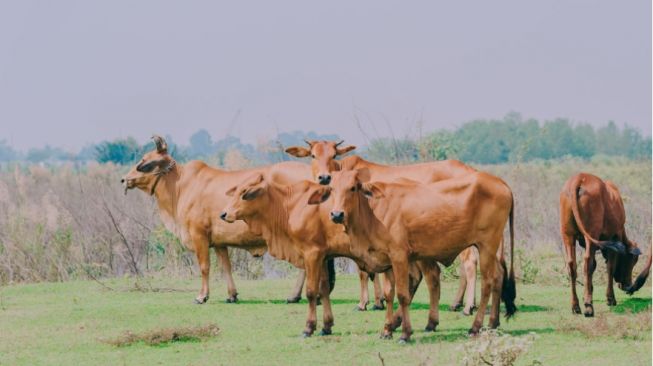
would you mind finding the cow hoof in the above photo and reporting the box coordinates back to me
[468,328,480,337]
[286,296,302,304]
[583,303,594,317]
[302,331,312,338]
[319,328,332,336]
[607,298,617,306]
[371,304,385,311]
[424,323,438,332]
[463,307,476,316]
[225,295,238,304]
[380,333,392,340]
[572,305,582,314]
[449,303,463,312]
[194,295,209,304]
[398,337,409,345]
[355,305,367,311]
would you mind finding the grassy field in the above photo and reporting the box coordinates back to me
[0,275,650,365]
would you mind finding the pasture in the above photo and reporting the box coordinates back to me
[0,275,650,365]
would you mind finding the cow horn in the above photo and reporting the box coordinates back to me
[152,135,168,153]
[304,139,314,147]
[335,140,345,147]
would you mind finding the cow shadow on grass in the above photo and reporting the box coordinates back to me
[611,297,652,314]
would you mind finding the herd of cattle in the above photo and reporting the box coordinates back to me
[121,135,651,342]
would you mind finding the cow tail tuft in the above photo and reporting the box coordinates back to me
[327,258,336,293]
[501,194,517,318]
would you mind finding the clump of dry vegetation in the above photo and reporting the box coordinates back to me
[557,308,652,340]
[104,323,220,347]
[459,330,539,366]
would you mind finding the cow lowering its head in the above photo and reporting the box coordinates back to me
[285,140,356,185]
[559,173,643,316]
[121,135,176,195]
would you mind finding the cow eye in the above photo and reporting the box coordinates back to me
[137,161,156,173]
[311,154,315,158]
[350,186,357,192]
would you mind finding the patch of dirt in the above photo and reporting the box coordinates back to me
[104,323,220,347]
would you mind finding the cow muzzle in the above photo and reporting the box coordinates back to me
[122,177,135,195]
[220,211,235,223]
[330,211,345,224]
[318,174,332,185]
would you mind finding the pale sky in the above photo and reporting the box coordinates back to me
[0,0,650,151]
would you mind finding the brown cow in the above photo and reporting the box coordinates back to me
[219,174,440,337]
[327,169,517,341]
[286,140,479,315]
[559,173,642,316]
[122,135,313,304]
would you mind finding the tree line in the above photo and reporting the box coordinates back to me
[0,114,650,166]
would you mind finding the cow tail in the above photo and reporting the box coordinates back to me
[327,258,336,294]
[570,176,626,254]
[626,246,652,295]
[501,193,517,318]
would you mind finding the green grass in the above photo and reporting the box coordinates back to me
[0,276,650,365]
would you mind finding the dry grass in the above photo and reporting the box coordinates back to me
[557,308,652,340]
[103,324,220,347]
[0,156,649,285]
[459,329,539,366]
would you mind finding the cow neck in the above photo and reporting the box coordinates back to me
[151,163,182,220]
[251,183,295,245]
[348,192,385,245]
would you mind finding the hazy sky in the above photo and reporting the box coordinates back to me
[0,1,650,151]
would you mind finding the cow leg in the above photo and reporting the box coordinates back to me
[287,270,306,303]
[390,263,422,332]
[605,252,617,306]
[214,247,238,303]
[191,234,210,304]
[372,274,386,310]
[582,239,597,317]
[562,234,581,314]
[381,269,396,339]
[356,270,370,311]
[418,260,441,332]
[391,256,413,343]
[318,263,334,335]
[462,250,477,316]
[302,250,324,337]
[469,248,496,335]
[488,256,504,329]
[450,263,466,312]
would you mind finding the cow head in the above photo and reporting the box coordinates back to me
[122,135,176,195]
[614,240,642,290]
[220,173,269,223]
[285,140,356,185]
[328,169,380,225]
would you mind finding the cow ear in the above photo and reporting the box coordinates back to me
[307,186,331,205]
[285,146,311,158]
[361,183,384,198]
[336,145,356,156]
[242,186,265,201]
[225,186,238,197]
[356,168,371,183]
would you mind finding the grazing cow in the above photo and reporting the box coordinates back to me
[626,245,651,295]
[286,139,479,315]
[328,169,516,341]
[219,174,439,337]
[559,173,642,316]
[122,135,314,304]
